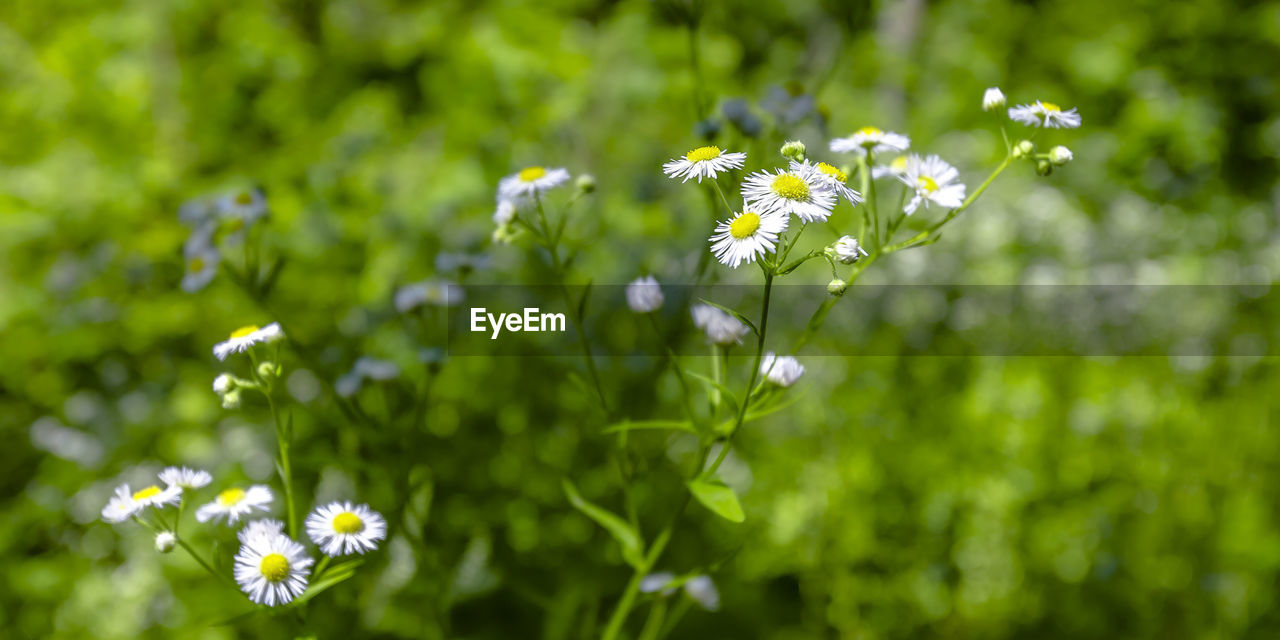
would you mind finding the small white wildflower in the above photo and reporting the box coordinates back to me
[741,165,836,222]
[1008,101,1082,129]
[217,188,268,226]
[788,160,862,206]
[626,276,664,313]
[154,531,177,553]
[498,166,570,200]
[982,87,1006,111]
[871,155,910,180]
[237,518,286,545]
[830,127,911,156]
[759,352,805,387]
[159,466,212,490]
[897,154,966,215]
[691,304,750,345]
[832,236,869,264]
[181,237,219,293]
[662,146,747,183]
[709,209,789,269]
[305,501,388,557]
[196,485,273,525]
[1049,145,1074,165]
[233,530,312,606]
[213,323,284,361]
[683,575,721,611]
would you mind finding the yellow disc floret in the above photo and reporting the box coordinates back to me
[333,512,365,534]
[133,486,162,501]
[917,176,939,193]
[259,553,290,582]
[234,191,254,206]
[729,212,761,239]
[858,126,883,137]
[189,257,205,272]
[218,488,246,505]
[1040,102,1061,112]
[685,146,722,163]
[518,166,547,182]
[816,162,847,183]
[230,325,259,339]
[771,173,810,201]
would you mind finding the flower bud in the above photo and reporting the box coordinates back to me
[213,373,235,395]
[780,140,807,162]
[828,235,868,264]
[1013,140,1035,158]
[155,531,176,553]
[492,199,516,226]
[257,361,279,379]
[221,389,242,410]
[827,279,849,296]
[982,87,1006,111]
[575,174,596,194]
[1049,145,1073,165]
[1036,159,1054,176]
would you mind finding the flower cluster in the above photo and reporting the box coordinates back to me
[177,187,271,293]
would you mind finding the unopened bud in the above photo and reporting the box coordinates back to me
[1013,140,1035,159]
[257,361,279,379]
[155,531,176,553]
[1049,146,1073,165]
[827,279,849,296]
[221,389,242,410]
[576,174,596,194]
[1036,159,1054,176]
[982,87,1006,111]
[780,140,807,162]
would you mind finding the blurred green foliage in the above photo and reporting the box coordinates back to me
[3,0,1280,638]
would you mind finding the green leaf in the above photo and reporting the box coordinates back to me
[696,298,759,336]
[684,371,739,414]
[687,478,745,523]
[602,419,697,434]
[561,479,645,568]
[290,559,363,606]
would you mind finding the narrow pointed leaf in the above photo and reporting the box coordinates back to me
[687,478,745,523]
[561,479,645,568]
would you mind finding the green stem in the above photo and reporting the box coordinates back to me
[312,555,332,579]
[266,393,298,538]
[706,269,774,477]
[176,538,239,590]
[638,597,669,640]
[709,181,735,216]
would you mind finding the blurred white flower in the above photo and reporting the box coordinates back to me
[101,482,182,523]
[498,166,570,200]
[233,530,312,606]
[492,199,516,226]
[683,575,720,611]
[662,146,747,183]
[626,276,664,313]
[395,280,461,312]
[306,501,387,557]
[789,160,862,206]
[1008,101,1082,129]
[709,209,788,268]
[871,155,909,180]
[336,357,402,397]
[196,485,273,525]
[217,188,268,227]
[213,323,284,360]
[181,237,219,293]
[692,304,750,345]
[1050,145,1074,165]
[639,571,677,595]
[741,165,836,223]
[897,155,967,215]
[759,352,805,387]
[830,127,911,156]
[982,87,1007,111]
[237,518,286,545]
[159,466,212,490]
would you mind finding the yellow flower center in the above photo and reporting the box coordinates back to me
[230,325,259,339]
[217,488,246,505]
[189,257,205,272]
[771,174,809,201]
[685,146,722,162]
[333,512,365,534]
[518,166,546,182]
[259,553,290,582]
[858,126,882,137]
[235,191,254,205]
[917,176,939,193]
[133,486,162,501]
[890,156,908,171]
[729,212,761,239]
[1040,102,1061,112]
[816,162,847,183]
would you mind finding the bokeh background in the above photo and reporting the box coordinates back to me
[4,0,1280,638]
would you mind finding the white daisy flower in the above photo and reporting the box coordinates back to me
[661,146,747,183]
[217,188,268,227]
[394,280,461,313]
[759,352,805,387]
[788,160,862,206]
[492,199,516,226]
[830,127,911,156]
[982,87,1006,111]
[159,466,212,490]
[213,322,284,360]
[691,304,750,345]
[626,276,664,313]
[101,485,142,523]
[871,155,910,180]
[196,485,273,525]
[305,501,388,557]
[684,575,720,611]
[1007,101,1081,129]
[832,236,869,264]
[181,237,219,293]
[709,208,788,269]
[740,166,835,223]
[498,166,570,200]
[154,531,177,553]
[233,530,313,606]
[238,518,286,544]
[896,154,967,215]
